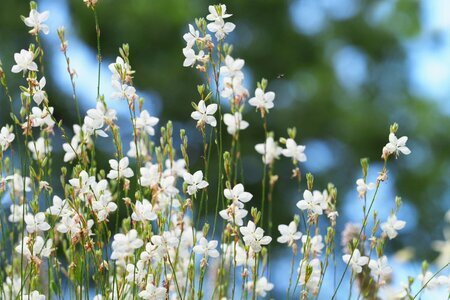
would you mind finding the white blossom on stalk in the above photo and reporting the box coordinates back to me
[191,100,218,127]
[108,56,132,81]
[92,195,118,222]
[132,199,157,222]
[255,136,282,165]
[140,163,160,188]
[28,137,52,160]
[32,77,47,105]
[220,55,244,79]
[342,249,369,273]
[15,236,52,261]
[282,138,306,163]
[356,178,375,198]
[107,157,134,180]
[28,106,55,128]
[111,229,144,261]
[277,221,302,246]
[368,256,392,279]
[297,258,321,291]
[138,282,167,300]
[240,220,272,252]
[223,112,249,135]
[127,140,148,158]
[219,204,248,226]
[111,80,138,101]
[24,212,51,233]
[383,133,411,158]
[207,18,235,40]
[135,110,159,136]
[417,271,440,290]
[183,24,200,48]
[62,136,81,162]
[125,260,147,284]
[6,174,32,193]
[163,159,187,178]
[381,214,406,239]
[247,277,274,298]
[85,102,116,137]
[69,170,95,196]
[23,9,49,35]
[224,183,252,206]
[249,88,275,112]
[206,4,232,22]
[221,76,248,99]
[0,126,15,151]
[296,190,327,215]
[22,290,46,300]
[8,204,26,223]
[182,48,208,67]
[193,237,220,258]
[11,49,38,73]
[183,170,209,195]
[46,196,71,217]
[301,235,324,255]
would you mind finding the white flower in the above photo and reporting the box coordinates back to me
[223,112,249,135]
[22,290,46,300]
[297,258,322,291]
[224,183,253,206]
[183,24,200,48]
[24,212,51,233]
[342,249,369,273]
[182,48,207,67]
[418,271,440,290]
[62,136,81,162]
[220,55,244,79]
[85,102,116,137]
[240,220,272,252]
[111,80,138,101]
[69,170,96,196]
[15,236,52,261]
[384,133,411,157]
[107,157,134,180]
[255,137,282,165]
[247,277,274,298]
[46,196,71,217]
[301,235,324,255]
[28,106,55,128]
[127,140,148,158]
[221,76,248,99]
[249,88,275,111]
[111,229,144,261]
[183,170,209,195]
[138,282,167,300]
[193,237,220,258]
[28,137,52,160]
[8,204,26,223]
[191,100,218,127]
[6,174,32,193]
[282,138,306,163]
[163,159,187,178]
[277,221,302,246]
[368,256,392,279]
[207,18,235,40]
[296,190,327,215]
[32,77,47,105]
[0,126,15,151]
[356,178,375,198]
[219,204,248,226]
[132,199,157,222]
[92,195,118,222]
[140,163,160,188]
[108,56,132,81]
[125,260,147,284]
[11,49,38,73]
[135,110,159,136]
[23,9,49,35]
[381,214,406,239]
[206,4,232,22]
